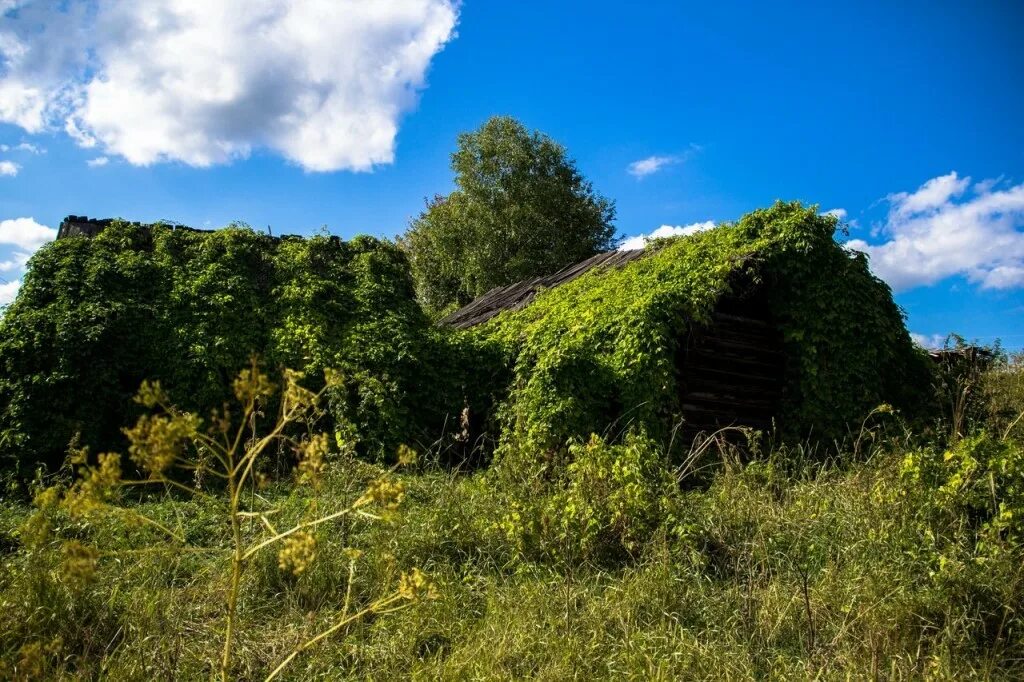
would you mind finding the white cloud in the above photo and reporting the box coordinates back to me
[0,279,20,306]
[887,172,970,218]
[0,217,57,250]
[0,217,56,306]
[0,0,459,172]
[0,160,18,176]
[627,155,679,178]
[86,156,109,167]
[619,221,716,251]
[823,208,847,220]
[974,176,1004,195]
[846,172,1024,291]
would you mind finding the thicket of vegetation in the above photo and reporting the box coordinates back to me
[0,201,932,481]
[0,223,488,473]
[0,182,1020,677]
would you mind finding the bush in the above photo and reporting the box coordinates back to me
[902,432,1024,550]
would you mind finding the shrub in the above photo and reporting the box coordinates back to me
[485,433,678,565]
[901,432,1024,550]
[983,351,1024,442]
[541,434,678,562]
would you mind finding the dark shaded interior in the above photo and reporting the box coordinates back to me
[675,285,785,438]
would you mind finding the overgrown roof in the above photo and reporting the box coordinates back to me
[441,248,646,329]
[464,201,934,466]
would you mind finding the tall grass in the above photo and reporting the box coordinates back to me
[1,358,1022,679]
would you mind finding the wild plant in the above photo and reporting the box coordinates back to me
[25,360,434,680]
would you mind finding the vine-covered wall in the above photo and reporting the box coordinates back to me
[471,201,934,471]
[0,222,477,471]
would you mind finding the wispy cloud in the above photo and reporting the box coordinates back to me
[0,251,31,273]
[822,208,847,220]
[619,221,716,250]
[627,155,680,179]
[0,0,460,172]
[0,216,57,307]
[0,160,19,176]
[87,156,109,167]
[627,144,702,179]
[0,142,42,153]
[846,171,1024,291]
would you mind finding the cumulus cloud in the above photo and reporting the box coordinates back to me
[0,216,55,306]
[86,156,108,167]
[0,159,18,175]
[0,217,57,250]
[846,172,1024,291]
[619,221,716,251]
[627,155,679,178]
[823,208,847,220]
[0,0,459,171]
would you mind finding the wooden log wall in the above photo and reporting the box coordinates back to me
[676,294,785,437]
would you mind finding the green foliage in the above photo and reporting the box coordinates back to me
[400,116,616,312]
[474,201,933,472]
[544,434,676,561]
[0,223,471,471]
[0,198,1018,677]
[483,433,679,564]
[0,201,935,477]
[902,432,1024,550]
[7,366,434,681]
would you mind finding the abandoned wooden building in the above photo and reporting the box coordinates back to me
[441,247,787,437]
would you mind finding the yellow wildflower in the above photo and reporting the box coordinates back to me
[398,568,438,601]
[396,444,417,467]
[124,412,200,476]
[297,433,329,486]
[61,540,100,585]
[233,363,276,404]
[278,532,317,576]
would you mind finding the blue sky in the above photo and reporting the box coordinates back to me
[1,1,1022,347]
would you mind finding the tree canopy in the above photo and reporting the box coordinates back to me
[400,116,616,313]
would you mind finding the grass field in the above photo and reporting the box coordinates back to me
[1,358,1022,680]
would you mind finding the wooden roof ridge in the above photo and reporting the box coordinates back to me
[440,247,648,329]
